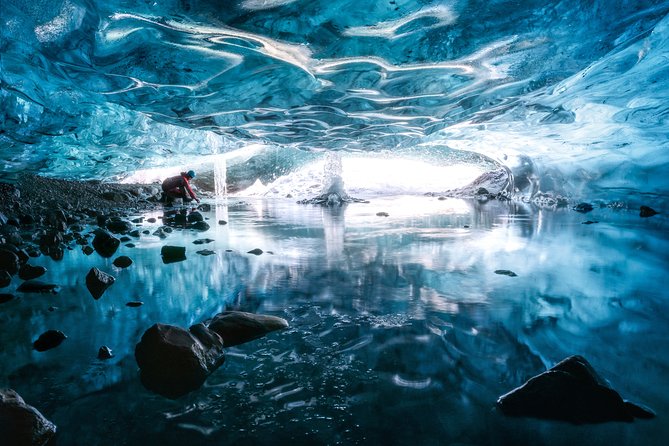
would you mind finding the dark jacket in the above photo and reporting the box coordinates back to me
[162,173,197,200]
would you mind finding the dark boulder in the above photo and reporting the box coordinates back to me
[0,389,56,446]
[639,206,659,218]
[190,221,210,231]
[193,238,214,245]
[197,203,212,212]
[16,280,58,294]
[573,203,594,213]
[18,264,47,281]
[218,220,227,225]
[247,248,263,256]
[0,293,15,304]
[497,355,655,423]
[92,229,120,258]
[98,346,114,360]
[207,311,289,347]
[38,230,63,248]
[196,249,215,256]
[0,271,10,288]
[0,249,20,275]
[135,323,225,399]
[161,245,186,263]
[106,219,133,234]
[126,301,143,307]
[495,269,518,277]
[187,211,204,223]
[85,267,115,300]
[33,330,67,352]
[112,256,133,268]
[82,246,94,256]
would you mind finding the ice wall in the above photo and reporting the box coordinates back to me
[1,0,668,200]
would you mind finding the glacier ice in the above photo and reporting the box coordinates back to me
[1,0,669,203]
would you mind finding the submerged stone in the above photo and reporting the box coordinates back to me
[573,203,594,213]
[218,220,228,225]
[126,301,143,307]
[112,256,133,268]
[639,205,659,218]
[92,229,120,258]
[97,346,114,360]
[18,264,47,281]
[33,330,67,352]
[161,245,186,263]
[16,280,58,293]
[190,221,210,231]
[207,311,289,347]
[86,267,115,299]
[135,323,225,399]
[495,269,518,277]
[247,248,263,255]
[0,389,56,446]
[196,249,215,256]
[497,355,655,423]
[193,238,214,245]
[0,293,15,304]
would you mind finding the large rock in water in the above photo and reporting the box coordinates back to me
[92,229,120,258]
[207,311,289,347]
[135,323,225,399]
[135,311,289,398]
[86,267,115,299]
[0,389,56,446]
[497,355,655,423]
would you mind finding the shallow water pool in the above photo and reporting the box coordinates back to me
[1,196,667,445]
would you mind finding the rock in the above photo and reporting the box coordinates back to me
[247,248,263,256]
[134,323,225,399]
[126,301,143,307]
[92,229,120,258]
[0,249,20,275]
[196,249,215,256]
[0,271,10,288]
[129,229,141,238]
[497,355,655,423]
[197,203,212,212]
[161,245,186,264]
[153,228,167,239]
[187,211,204,223]
[112,256,133,268]
[131,217,144,224]
[0,293,15,304]
[33,330,67,352]
[573,203,594,213]
[106,219,133,234]
[639,206,659,218]
[495,269,518,277]
[0,388,56,446]
[97,346,114,360]
[82,246,94,255]
[38,230,63,248]
[476,187,490,195]
[147,218,157,223]
[218,220,227,225]
[16,280,58,294]
[18,264,47,281]
[193,238,214,245]
[582,220,599,225]
[190,221,210,231]
[86,267,115,300]
[376,212,389,217]
[207,311,289,347]
[173,213,187,225]
[125,243,135,248]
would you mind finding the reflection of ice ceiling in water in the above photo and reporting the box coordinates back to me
[2,0,669,201]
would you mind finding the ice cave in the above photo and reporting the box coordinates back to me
[1,0,668,445]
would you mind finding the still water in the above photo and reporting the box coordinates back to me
[1,197,668,445]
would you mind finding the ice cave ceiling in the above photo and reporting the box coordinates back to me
[1,0,669,200]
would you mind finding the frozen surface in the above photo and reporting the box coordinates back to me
[1,198,667,445]
[2,1,669,202]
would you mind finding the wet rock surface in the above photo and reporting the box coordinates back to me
[33,330,67,352]
[135,311,288,398]
[0,389,56,446]
[497,355,655,423]
[86,267,116,299]
[16,280,59,294]
[161,245,186,263]
[640,205,659,217]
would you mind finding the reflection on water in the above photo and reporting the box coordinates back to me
[1,197,667,445]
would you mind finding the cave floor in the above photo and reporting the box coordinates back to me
[1,196,667,445]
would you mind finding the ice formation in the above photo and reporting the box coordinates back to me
[1,0,668,204]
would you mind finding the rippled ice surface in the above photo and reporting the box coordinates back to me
[1,197,668,445]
